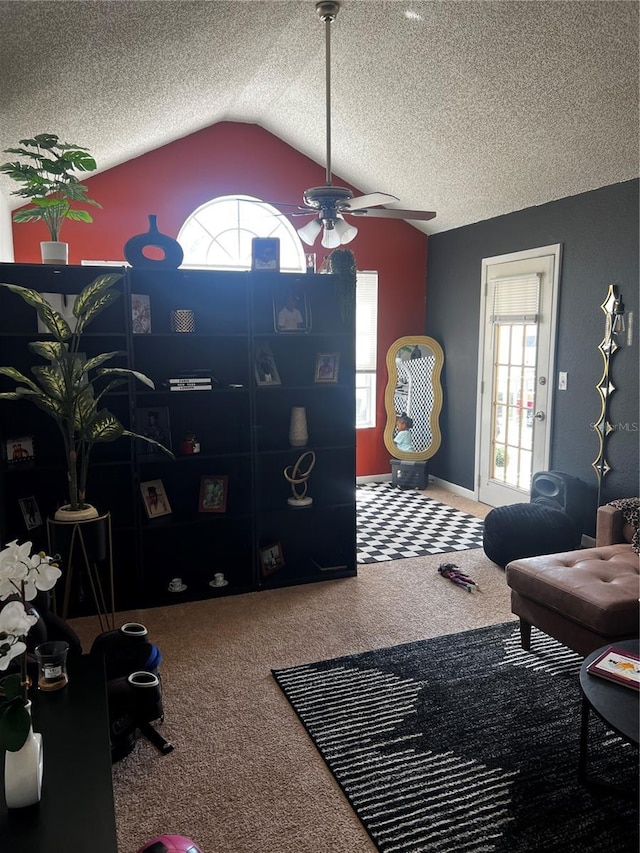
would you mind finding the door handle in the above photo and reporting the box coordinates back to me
[534,411,545,421]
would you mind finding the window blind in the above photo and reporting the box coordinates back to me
[490,273,540,323]
[356,272,378,371]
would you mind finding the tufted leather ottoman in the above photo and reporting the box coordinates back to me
[483,502,581,568]
[506,544,640,656]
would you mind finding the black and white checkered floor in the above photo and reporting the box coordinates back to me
[357,482,485,563]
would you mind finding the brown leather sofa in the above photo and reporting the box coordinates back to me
[505,503,639,656]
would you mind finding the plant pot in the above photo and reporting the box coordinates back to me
[49,507,108,563]
[54,503,99,523]
[4,701,43,809]
[40,241,68,265]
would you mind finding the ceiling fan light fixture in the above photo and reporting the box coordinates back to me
[333,216,358,245]
[297,217,323,245]
[320,220,341,249]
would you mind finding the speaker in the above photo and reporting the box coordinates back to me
[530,471,590,531]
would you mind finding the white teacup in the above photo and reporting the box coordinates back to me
[168,577,184,592]
[213,573,225,586]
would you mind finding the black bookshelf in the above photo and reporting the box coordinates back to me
[0,263,356,612]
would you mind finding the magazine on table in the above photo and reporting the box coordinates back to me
[587,646,640,691]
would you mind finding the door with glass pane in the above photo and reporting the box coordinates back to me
[476,246,561,507]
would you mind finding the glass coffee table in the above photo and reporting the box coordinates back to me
[579,638,639,799]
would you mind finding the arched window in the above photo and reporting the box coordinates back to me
[178,195,306,272]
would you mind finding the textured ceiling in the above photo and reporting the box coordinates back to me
[0,0,638,235]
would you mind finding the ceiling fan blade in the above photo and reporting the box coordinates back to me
[344,192,399,211]
[349,207,437,221]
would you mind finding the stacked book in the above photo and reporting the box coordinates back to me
[168,375,213,392]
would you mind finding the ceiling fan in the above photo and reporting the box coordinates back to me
[290,1,436,249]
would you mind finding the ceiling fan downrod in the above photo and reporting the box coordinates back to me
[316,1,340,187]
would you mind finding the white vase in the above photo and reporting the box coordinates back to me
[40,241,68,265]
[4,701,43,809]
[289,406,308,447]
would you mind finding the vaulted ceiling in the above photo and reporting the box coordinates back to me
[1,0,638,235]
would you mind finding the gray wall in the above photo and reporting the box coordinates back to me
[426,179,639,524]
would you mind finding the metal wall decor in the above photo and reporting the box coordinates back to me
[592,284,625,494]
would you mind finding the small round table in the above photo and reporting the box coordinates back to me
[579,639,639,798]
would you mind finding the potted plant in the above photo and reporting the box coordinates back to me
[0,540,61,807]
[0,272,173,520]
[0,133,101,265]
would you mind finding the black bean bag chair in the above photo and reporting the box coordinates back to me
[483,502,581,568]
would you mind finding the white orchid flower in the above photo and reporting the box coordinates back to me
[0,601,38,671]
[0,638,27,671]
[0,542,59,602]
[0,540,33,570]
[23,553,62,600]
[0,558,28,601]
[0,600,38,636]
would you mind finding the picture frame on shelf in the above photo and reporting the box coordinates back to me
[131,293,151,334]
[314,352,340,383]
[199,475,228,513]
[135,407,172,455]
[19,496,42,530]
[251,237,280,271]
[140,479,172,518]
[5,435,34,465]
[273,285,310,333]
[254,344,281,386]
[259,541,284,577]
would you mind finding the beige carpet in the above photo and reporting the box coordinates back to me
[70,488,510,853]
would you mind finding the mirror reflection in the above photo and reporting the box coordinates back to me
[383,336,444,462]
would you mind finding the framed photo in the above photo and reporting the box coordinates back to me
[314,352,340,383]
[254,344,281,386]
[5,436,34,465]
[273,286,310,333]
[140,479,172,518]
[135,407,172,454]
[199,475,228,513]
[251,237,280,271]
[19,496,42,530]
[131,293,151,334]
[259,542,284,577]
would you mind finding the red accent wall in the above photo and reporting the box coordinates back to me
[10,121,427,476]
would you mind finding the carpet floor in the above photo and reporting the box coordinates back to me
[357,484,485,563]
[273,622,639,853]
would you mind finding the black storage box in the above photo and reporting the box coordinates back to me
[391,460,428,490]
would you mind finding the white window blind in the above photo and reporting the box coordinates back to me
[356,272,378,370]
[490,274,540,323]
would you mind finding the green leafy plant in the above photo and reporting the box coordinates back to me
[0,273,173,512]
[0,134,101,241]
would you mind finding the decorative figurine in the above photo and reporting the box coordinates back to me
[284,451,316,508]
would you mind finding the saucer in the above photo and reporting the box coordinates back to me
[209,579,229,588]
[168,582,187,593]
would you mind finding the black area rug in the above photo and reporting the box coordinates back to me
[357,482,484,563]
[273,623,638,853]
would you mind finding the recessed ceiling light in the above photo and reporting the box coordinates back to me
[404,9,423,21]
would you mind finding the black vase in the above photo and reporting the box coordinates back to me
[123,214,184,269]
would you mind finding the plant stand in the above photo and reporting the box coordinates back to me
[46,512,115,632]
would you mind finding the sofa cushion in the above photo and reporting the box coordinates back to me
[506,544,640,637]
